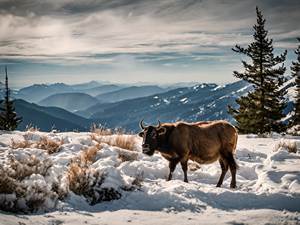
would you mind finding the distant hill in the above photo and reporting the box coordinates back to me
[71,80,102,90]
[81,81,253,131]
[17,83,74,103]
[96,85,166,102]
[15,82,124,103]
[15,99,92,131]
[83,84,123,96]
[38,93,99,112]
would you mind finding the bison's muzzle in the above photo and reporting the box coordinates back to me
[142,144,154,155]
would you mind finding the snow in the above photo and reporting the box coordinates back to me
[163,99,170,105]
[180,97,189,104]
[0,131,300,225]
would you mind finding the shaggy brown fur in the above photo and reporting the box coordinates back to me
[139,120,238,188]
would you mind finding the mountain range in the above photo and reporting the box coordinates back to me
[79,81,253,131]
[8,79,295,132]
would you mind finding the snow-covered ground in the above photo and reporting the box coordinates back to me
[0,131,300,225]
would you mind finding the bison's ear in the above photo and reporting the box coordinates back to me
[138,131,144,137]
[157,127,167,136]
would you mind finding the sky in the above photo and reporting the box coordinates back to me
[0,0,299,88]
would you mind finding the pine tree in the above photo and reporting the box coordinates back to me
[0,66,22,131]
[290,38,300,126]
[228,7,287,134]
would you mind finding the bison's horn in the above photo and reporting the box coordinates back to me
[157,120,161,128]
[139,119,146,129]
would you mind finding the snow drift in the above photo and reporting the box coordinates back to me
[0,130,299,224]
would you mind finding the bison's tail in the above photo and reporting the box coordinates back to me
[228,152,239,170]
[233,132,238,153]
[231,132,239,169]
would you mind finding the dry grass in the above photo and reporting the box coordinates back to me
[79,146,101,166]
[67,162,96,196]
[0,153,60,212]
[67,146,100,195]
[10,136,63,154]
[91,133,136,151]
[25,124,39,132]
[188,161,201,171]
[35,136,63,154]
[117,148,139,162]
[90,124,126,136]
[275,140,298,153]
[67,145,121,205]
[10,138,31,149]
[287,125,300,136]
[90,124,113,136]
[114,135,136,151]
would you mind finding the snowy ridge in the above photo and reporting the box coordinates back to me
[0,131,299,224]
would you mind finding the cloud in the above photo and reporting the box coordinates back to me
[0,0,299,86]
[0,0,298,64]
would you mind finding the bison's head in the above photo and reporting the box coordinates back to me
[138,120,166,156]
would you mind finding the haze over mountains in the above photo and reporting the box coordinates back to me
[11,79,295,132]
[15,99,91,131]
[38,93,99,112]
[95,85,167,103]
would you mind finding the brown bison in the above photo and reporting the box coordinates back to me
[138,120,238,188]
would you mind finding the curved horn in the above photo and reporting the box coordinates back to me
[139,119,146,129]
[157,120,161,128]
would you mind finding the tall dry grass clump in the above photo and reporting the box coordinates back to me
[11,138,31,149]
[10,136,63,154]
[91,133,136,151]
[90,124,113,136]
[0,152,64,212]
[90,124,127,136]
[114,135,136,151]
[67,162,97,197]
[274,140,298,153]
[67,145,121,205]
[25,124,40,132]
[35,136,63,154]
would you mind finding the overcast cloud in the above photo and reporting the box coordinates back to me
[0,0,299,87]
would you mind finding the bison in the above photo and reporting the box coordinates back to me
[138,120,238,188]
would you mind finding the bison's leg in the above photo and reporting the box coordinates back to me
[180,159,188,183]
[219,150,238,188]
[216,159,228,187]
[167,158,180,181]
[227,152,237,188]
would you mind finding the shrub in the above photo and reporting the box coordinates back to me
[67,146,121,205]
[10,138,31,149]
[117,148,138,162]
[10,136,63,154]
[25,124,39,132]
[114,135,136,151]
[90,124,113,136]
[34,136,63,154]
[0,150,64,212]
[287,125,300,136]
[274,140,298,153]
[91,133,136,151]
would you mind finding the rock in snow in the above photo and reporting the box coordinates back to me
[0,131,299,225]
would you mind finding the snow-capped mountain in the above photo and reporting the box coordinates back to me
[81,81,253,131]
[10,79,296,132]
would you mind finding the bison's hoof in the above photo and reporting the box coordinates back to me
[230,184,237,188]
[216,184,221,187]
